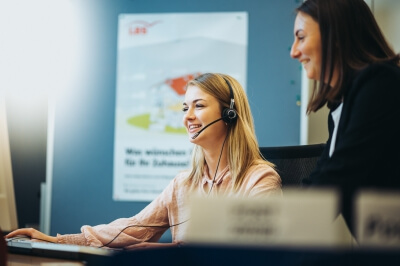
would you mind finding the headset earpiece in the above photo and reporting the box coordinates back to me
[222,107,237,124]
[222,77,238,124]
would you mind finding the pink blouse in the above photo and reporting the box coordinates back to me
[57,164,281,248]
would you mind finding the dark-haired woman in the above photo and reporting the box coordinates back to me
[290,0,400,233]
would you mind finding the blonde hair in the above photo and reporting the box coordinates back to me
[184,73,274,191]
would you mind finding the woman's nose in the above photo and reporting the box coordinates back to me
[290,42,300,59]
[183,108,194,121]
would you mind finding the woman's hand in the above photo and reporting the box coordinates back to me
[5,228,57,243]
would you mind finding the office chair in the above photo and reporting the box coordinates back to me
[259,143,326,188]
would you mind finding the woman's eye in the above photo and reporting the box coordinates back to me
[182,107,188,112]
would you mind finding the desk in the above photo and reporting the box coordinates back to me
[112,244,400,266]
[7,253,84,266]
[7,244,400,266]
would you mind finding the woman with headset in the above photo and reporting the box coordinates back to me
[6,73,281,249]
[290,0,400,232]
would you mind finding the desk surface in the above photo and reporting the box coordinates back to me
[7,244,400,266]
[113,244,400,266]
[7,253,84,266]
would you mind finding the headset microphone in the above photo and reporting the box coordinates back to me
[191,117,225,139]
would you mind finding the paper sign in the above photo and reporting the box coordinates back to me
[355,189,400,248]
[185,188,345,247]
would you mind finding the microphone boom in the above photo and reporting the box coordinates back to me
[191,117,224,139]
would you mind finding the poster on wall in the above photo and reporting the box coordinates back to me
[113,12,248,201]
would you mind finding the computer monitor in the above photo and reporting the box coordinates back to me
[0,98,18,232]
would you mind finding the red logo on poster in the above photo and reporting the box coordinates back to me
[128,20,161,35]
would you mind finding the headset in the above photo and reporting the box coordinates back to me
[191,75,238,140]
[221,77,238,124]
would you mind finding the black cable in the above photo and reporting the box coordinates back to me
[99,219,189,248]
[5,220,189,247]
[208,124,231,195]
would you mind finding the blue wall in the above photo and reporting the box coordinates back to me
[50,0,302,242]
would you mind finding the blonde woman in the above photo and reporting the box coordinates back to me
[6,73,281,249]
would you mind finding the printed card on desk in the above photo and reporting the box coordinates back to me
[354,189,400,249]
[185,188,344,248]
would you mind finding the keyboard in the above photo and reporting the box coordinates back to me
[7,237,118,263]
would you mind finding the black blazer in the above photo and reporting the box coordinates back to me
[302,61,400,232]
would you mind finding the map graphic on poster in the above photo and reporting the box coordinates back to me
[113,12,248,201]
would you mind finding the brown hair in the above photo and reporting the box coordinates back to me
[296,0,400,113]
